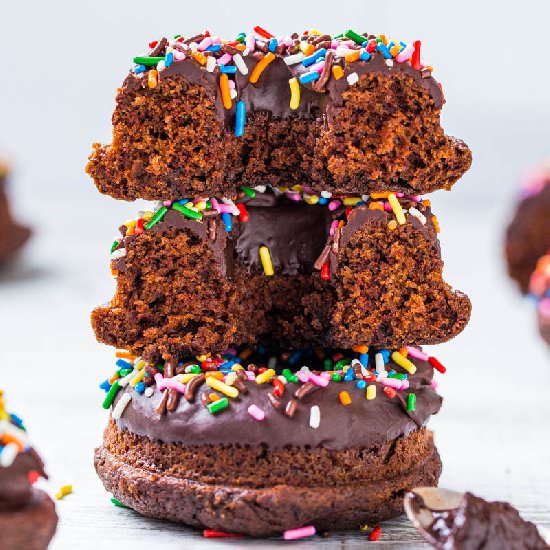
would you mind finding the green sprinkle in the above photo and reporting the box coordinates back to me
[102,381,121,409]
[110,240,119,254]
[323,359,333,371]
[173,34,182,39]
[189,365,202,374]
[395,373,406,380]
[344,30,366,45]
[235,35,245,43]
[118,368,133,378]
[333,33,344,39]
[407,393,417,412]
[205,200,212,210]
[145,206,168,229]
[172,203,203,220]
[331,373,343,382]
[282,369,299,383]
[154,363,165,373]
[111,497,129,508]
[334,358,352,370]
[133,56,164,66]
[239,186,256,198]
[207,397,229,414]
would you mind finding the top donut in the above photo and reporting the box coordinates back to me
[87,27,472,201]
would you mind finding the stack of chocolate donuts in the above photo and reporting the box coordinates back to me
[89,27,472,537]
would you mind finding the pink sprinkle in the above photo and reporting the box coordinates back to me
[154,373,165,389]
[309,373,329,387]
[282,37,293,47]
[210,197,221,213]
[173,51,186,62]
[247,404,265,421]
[431,379,438,390]
[165,379,187,394]
[396,192,404,198]
[163,200,173,207]
[309,61,325,73]
[320,372,332,380]
[329,220,338,236]
[218,204,234,214]
[406,346,429,361]
[539,298,550,318]
[297,371,309,383]
[211,36,222,45]
[245,371,256,381]
[382,377,406,391]
[383,201,392,212]
[197,37,213,51]
[397,44,414,63]
[410,195,421,203]
[328,200,341,211]
[283,525,316,540]
[245,35,255,52]
[228,79,236,90]
[286,191,301,202]
[217,53,232,66]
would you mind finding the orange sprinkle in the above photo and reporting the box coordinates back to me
[379,34,388,45]
[249,52,275,84]
[370,191,392,199]
[109,374,118,385]
[303,43,315,56]
[387,220,397,230]
[431,215,441,233]
[399,347,408,357]
[345,50,361,63]
[205,371,224,380]
[1,434,23,451]
[423,199,432,206]
[116,352,136,360]
[209,393,220,402]
[148,70,158,89]
[219,73,232,110]
[390,44,400,57]
[339,391,352,406]
[353,345,369,354]
[332,65,344,80]
[369,202,384,211]
[111,269,119,277]
[191,51,207,65]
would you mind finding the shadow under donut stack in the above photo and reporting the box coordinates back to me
[505,161,550,344]
[89,27,472,538]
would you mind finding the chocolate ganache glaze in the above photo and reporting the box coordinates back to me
[113,351,442,450]
[124,43,444,127]
[112,188,437,279]
[411,492,549,550]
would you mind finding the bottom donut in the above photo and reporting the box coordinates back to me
[94,344,445,536]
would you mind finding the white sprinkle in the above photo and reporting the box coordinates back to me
[299,365,311,374]
[375,353,386,376]
[188,42,198,52]
[110,248,126,260]
[253,185,267,193]
[362,194,370,202]
[117,369,137,388]
[320,190,332,199]
[0,443,19,467]
[144,387,154,398]
[229,88,238,100]
[277,375,288,385]
[347,72,359,86]
[156,60,166,72]
[385,59,394,68]
[309,405,320,429]
[409,206,427,225]
[233,54,248,75]
[111,393,132,420]
[335,47,356,57]
[206,56,216,73]
[284,52,304,65]
[153,200,164,212]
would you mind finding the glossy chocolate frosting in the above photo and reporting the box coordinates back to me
[125,42,444,128]
[415,492,549,550]
[113,189,436,279]
[113,353,442,451]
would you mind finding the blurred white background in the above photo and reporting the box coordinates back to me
[1,1,549,548]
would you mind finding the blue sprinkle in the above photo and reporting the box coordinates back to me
[299,71,320,85]
[376,43,392,59]
[380,349,391,363]
[9,413,24,429]
[360,50,372,62]
[356,379,366,390]
[359,353,369,367]
[116,359,133,370]
[220,64,237,74]
[361,40,369,47]
[344,369,355,381]
[288,351,302,366]
[165,51,173,67]
[400,41,407,48]
[268,38,278,52]
[319,197,328,205]
[221,213,233,232]
[302,47,326,67]
[176,198,191,205]
[235,100,246,137]
[135,382,145,394]
[99,380,111,392]
[206,44,221,52]
[134,64,146,74]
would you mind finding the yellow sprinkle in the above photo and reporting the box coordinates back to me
[259,245,274,276]
[343,197,362,206]
[142,211,154,221]
[366,385,377,400]
[304,194,319,205]
[308,28,322,35]
[129,369,145,388]
[0,390,8,420]
[249,52,275,84]
[196,355,209,362]
[339,391,352,405]
[352,345,369,354]
[290,184,303,192]
[124,220,137,230]
[194,201,207,211]
[391,351,417,375]
[289,77,300,110]
[332,65,344,80]
[180,373,199,384]
[55,485,73,500]
[360,523,370,532]
[256,369,276,384]
[224,373,237,386]
[148,70,158,88]
[206,377,239,398]
[431,215,441,233]
[231,364,244,372]
[388,193,406,225]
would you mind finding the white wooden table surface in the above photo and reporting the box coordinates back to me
[1,181,550,548]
